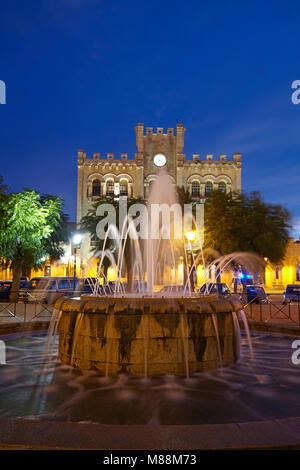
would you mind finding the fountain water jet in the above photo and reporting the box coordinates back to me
[53,172,252,376]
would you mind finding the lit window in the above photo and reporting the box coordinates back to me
[218,182,226,193]
[191,182,200,197]
[106,181,114,196]
[92,179,101,197]
[205,182,213,197]
[120,181,128,196]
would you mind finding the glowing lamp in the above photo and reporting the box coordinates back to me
[186,231,196,242]
[73,233,83,246]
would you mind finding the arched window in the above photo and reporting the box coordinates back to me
[120,180,128,196]
[92,179,101,197]
[205,181,213,197]
[191,182,200,197]
[106,180,114,197]
[218,182,226,193]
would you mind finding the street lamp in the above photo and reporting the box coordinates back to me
[73,233,83,292]
[186,230,196,242]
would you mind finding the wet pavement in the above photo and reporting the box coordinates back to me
[0,331,299,425]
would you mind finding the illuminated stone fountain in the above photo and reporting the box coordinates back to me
[54,173,245,376]
[55,295,243,376]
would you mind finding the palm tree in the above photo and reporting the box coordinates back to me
[80,196,144,292]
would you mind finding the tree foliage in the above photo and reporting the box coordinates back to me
[176,186,193,206]
[39,194,70,263]
[0,189,69,299]
[80,196,143,288]
[204,190,291,263]
[0,175,8,197]
[0,191,65,262]
[80,196,144,250]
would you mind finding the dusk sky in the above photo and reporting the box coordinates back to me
[1,0,300,235]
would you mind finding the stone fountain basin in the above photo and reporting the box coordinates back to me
[54,295,243,376]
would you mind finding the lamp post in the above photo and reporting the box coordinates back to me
[72,233,82,292]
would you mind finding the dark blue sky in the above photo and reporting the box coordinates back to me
[1,0,300,235]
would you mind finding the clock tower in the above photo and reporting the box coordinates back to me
[77,121,242,259]
[134,123,185,196]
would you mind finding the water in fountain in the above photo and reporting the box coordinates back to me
[211,312,222,367]
[80,171,197,297]
[2,330,300,426]
[45,171,260,376]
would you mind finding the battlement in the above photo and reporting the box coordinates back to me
[77,123,242,259]
[78,151,136,166]
[135,122,184,137]
[78,149,241,168]
[185,152,241,166]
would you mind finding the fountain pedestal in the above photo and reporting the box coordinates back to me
[54,296,243,376]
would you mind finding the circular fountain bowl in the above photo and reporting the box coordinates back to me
[54,295,243,376]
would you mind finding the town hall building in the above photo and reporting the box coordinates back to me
[77,122,242,258]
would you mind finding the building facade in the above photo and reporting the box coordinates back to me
[77,122,242,259]
[265,238,300,290]
[1,123,299,291]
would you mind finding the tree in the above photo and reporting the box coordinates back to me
[40,194,70,262]
[204,190,291,263]
[0,190,67,301]
[176,186,193,206]
[80,196,143,291]
[0,175,8,196]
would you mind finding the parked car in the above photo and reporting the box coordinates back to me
[198,283,231,296]
[77,279,113,295]
[160,285,188,295]
[19,277,30,289]
[283,285,300,304]
[132,281,148,293]
[243,285,268,304]
[21,276,80,304]
[77,278,96,294]
[0,280,12,301]
[0,279,32,301]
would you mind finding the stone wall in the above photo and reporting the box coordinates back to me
[56,296,242,376]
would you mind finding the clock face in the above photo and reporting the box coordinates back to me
[153,153,167,167]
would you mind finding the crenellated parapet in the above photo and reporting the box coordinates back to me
[180,151,242,197]
[78,150,137,170]
[187,152,242,167]
[77,122,242,257]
